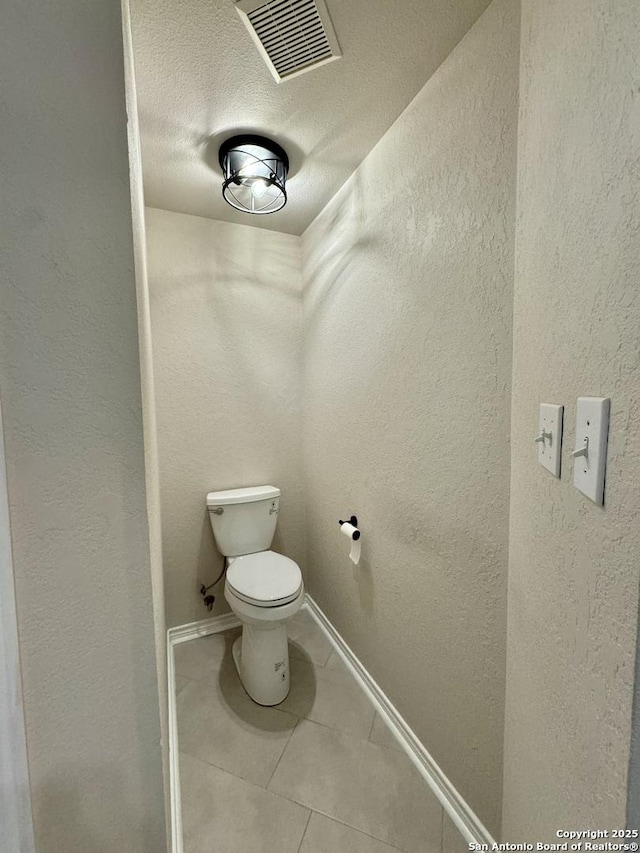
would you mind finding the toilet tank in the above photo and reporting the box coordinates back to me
[206,485,280,557]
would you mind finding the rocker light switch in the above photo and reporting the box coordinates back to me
[572,397,610,506]
[536,403,563,477]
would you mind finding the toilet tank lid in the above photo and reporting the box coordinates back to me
[206,485,280,507]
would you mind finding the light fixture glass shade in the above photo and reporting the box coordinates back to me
[219,135,289,215]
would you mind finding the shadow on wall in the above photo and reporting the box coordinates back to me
[303,168,376,325]
[272,526,294,565]
[153,243,300,299]
[160,234,300,417]
[352,553,375,617]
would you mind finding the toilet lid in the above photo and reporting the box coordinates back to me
[226,550,302,607]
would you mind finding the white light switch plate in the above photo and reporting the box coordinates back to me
[573,397,610,506]
[538,403,563,477]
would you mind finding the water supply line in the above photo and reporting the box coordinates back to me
[200,557,228,611]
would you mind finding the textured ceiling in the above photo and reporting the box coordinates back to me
[130,0,491,235]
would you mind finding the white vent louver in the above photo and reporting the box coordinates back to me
[236,0,341,83]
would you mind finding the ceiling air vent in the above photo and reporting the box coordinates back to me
[236,0,341,83]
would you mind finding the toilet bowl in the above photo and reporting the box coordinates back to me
[224,551,304,705]
[224,550,303,705]
[206,485,303,706]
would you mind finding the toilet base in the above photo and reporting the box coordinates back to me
[232,624,290,706]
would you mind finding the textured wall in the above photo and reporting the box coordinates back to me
[146,208,305,628]
[502,0,640,837]
[301,0,518,835]
[628,609,640,827]
[0,1,166,851]
[122,0,171,838]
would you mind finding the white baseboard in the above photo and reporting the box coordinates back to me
[167,600,496,851]
[168,612,241,646]
[167,611,241,853]
[0,404,36,853]
[303,594,496,846]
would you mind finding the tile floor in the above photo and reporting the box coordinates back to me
[174,607,469,853]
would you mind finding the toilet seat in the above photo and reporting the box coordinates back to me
[226,550,302,608]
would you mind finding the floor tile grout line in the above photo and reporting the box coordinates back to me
[367,709,378,741]
[295,810,313,853]
[306,809,407,852]
[179,748,311,804]
[178,705,301,790]
[175,668,301,721]
[265,719,437,851]
[289,640,334,667]
[179,747,282,791]
[178,669,389,749]
[290,653,333,669]
[266,715,301,788]
[179,697,435,850]
[193,743,405,847]
[178,669,386,747]
[264,783,409,853]
[182,750,367,847]
[286,713,413,756]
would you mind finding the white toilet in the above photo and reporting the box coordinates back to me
[206,485,304,706]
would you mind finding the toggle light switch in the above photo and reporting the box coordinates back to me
[572,397,610,505]
[537,403,564,477]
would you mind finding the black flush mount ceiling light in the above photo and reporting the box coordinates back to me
[218,134,289,215]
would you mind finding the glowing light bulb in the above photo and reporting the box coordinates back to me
[250,178,269,199]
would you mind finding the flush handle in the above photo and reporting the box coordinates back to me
[211,507,224,515]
